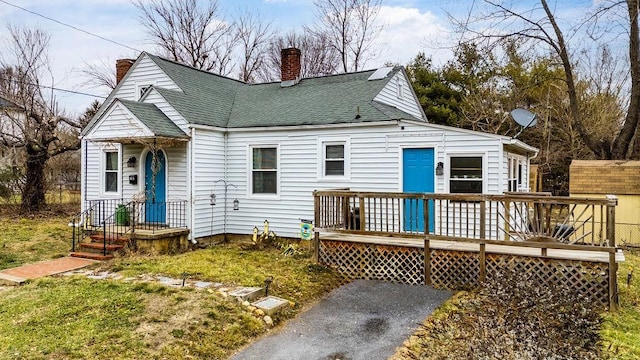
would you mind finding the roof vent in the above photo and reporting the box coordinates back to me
[367,66,394,81]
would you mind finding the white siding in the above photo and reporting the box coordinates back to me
[87,54,181,131]
[373,72,425,120]
[164,145,189,202]
[112,55,180,102]
[216,122,503,239]
[82,141,188,219]
[83,141,120,201]
[85,104,153,140]
[191,128,226,239]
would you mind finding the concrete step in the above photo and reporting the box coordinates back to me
[69,252,114,261]
[78,242,124,253]
[89,234,130,245]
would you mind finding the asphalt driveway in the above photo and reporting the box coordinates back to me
[231,280,451,360]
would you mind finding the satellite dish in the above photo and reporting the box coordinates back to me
[511,108,537,127]
[510,108,537,138]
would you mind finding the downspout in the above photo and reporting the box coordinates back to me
[223,130,229,241]
[83,140,88,210]
[189,127,197,244]
[498,140,504,194]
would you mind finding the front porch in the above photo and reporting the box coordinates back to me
[70,199,189,259]
[312,190,622,309]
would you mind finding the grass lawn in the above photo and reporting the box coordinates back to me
[0,206,73,270]
[601,251,640,359]
[0,204,346,360]
[2,208,639,359]
[0,245,345,359]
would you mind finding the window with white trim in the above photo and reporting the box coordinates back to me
[251,146,278,194]
[324,143,345,176]
[449,156,483,193]
[507,156,524,192]
[104,150,119,193]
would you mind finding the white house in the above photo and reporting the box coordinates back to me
[80,48,537,243]
[0,96,25,171]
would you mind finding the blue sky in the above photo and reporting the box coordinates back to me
[0,0,592,115]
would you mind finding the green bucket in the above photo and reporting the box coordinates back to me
[115,204,129,226]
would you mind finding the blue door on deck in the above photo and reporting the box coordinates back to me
[145,150,166,223]
[403,148,435,233]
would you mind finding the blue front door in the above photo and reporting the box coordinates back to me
[403,148,435,233]
[145,150,166,223]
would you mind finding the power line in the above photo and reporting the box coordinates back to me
[0,0,142,53]
[0,75,106,98]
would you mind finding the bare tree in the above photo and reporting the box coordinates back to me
[450,0,640,159]
[309,0,383,73]
[134,0,238,75]
[260,30,340,82]
[236,10,273,83]
[0,25,90,212]
[80,59,117,91]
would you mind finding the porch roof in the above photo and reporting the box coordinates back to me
[119,100,188,139]
[84,99,189,144]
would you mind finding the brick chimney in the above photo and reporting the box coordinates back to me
[281,48,301,87]
[116,59,135,85]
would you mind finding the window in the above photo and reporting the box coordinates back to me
[318,138,350,180]
[507,156,524,192]
[508,158,516,191]
[325,143,345,176]
[252,147,277,194]
[104,151,119,193]
[139,85,151,99]
[449,156,483,193]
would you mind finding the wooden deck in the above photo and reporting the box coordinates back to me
[319,232,613,263]
[313,190,621,309]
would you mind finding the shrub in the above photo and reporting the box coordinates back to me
[406,269,603,359]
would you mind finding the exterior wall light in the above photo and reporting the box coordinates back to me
[233,198,240,211]
[127,156,137,168]
[436,162,444,176]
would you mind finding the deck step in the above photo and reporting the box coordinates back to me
[69,252,114,261]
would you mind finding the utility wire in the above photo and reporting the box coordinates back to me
[0,75,106,98]
[0,0,142,53]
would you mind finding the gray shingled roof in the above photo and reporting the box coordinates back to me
[119,99,188,138]
[147,53,240,128]
[146,53,422,128]
[84,52,423,138]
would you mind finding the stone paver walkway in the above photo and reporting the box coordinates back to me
[0,257,98,285]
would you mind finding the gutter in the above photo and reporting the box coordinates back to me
[503,138,539,158]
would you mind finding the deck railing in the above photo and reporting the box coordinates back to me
[313,190,618,247]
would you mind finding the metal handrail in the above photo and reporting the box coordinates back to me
[71,199,188,253]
